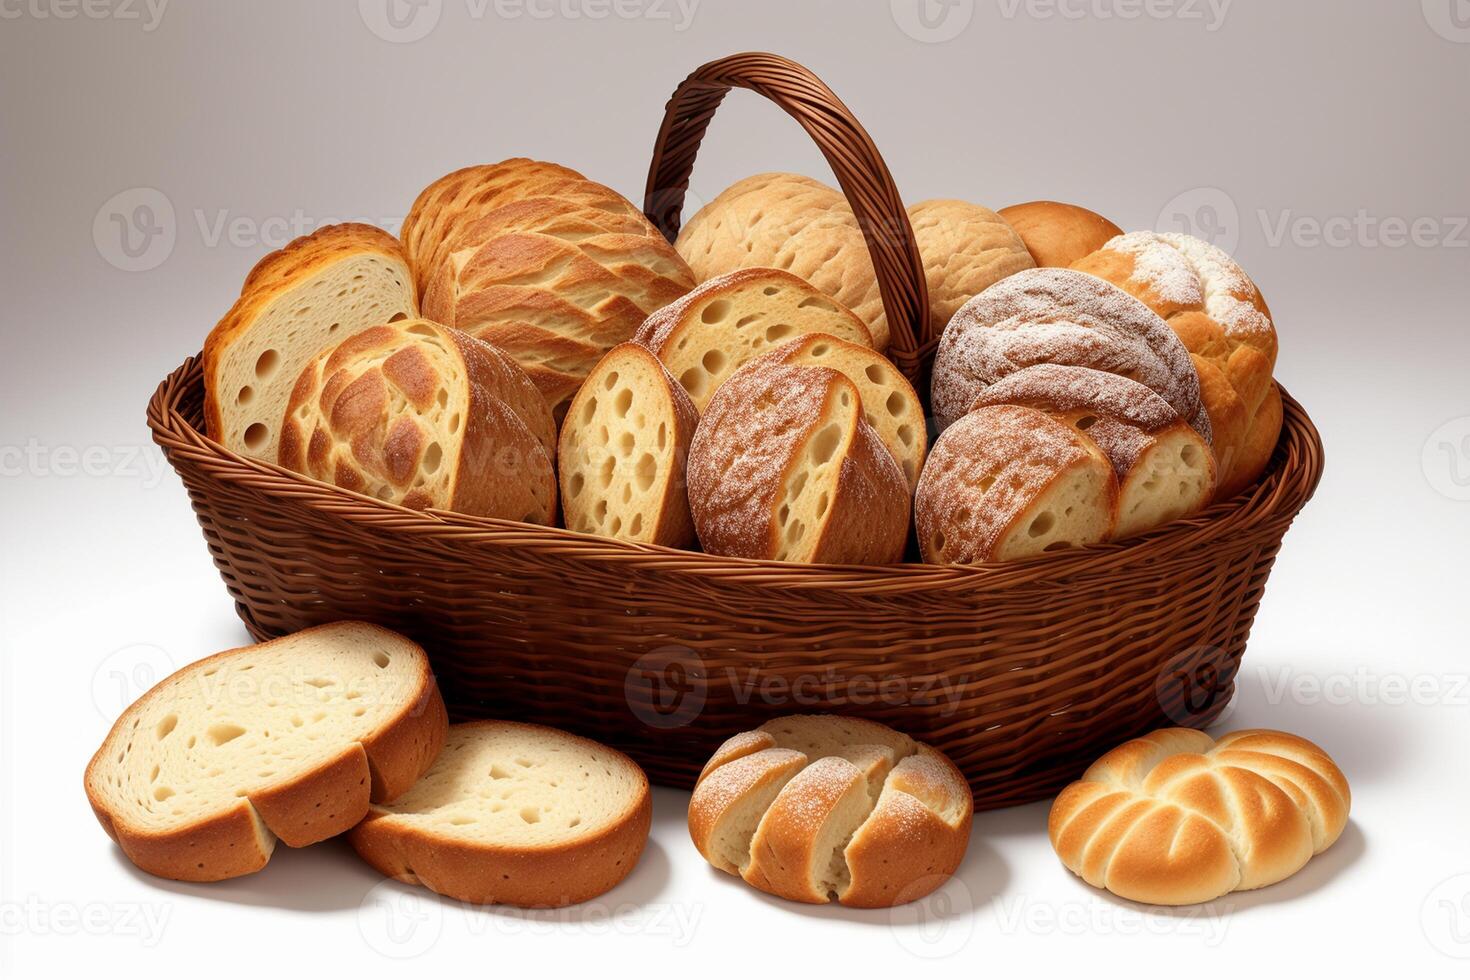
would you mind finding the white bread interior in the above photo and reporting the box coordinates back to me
[1111,426,1214,539]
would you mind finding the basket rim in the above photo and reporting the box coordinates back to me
[149,353,1324,594]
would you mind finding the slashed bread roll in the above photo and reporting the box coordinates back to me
[757,334,926,492]
[998,200,1124,268]
[1072,232,1280,498]
[632,267,874,412]
[916,404,1118,563]
[279,319,557,522]
[202,223,417,461]
[687,356,909,564]
[674,173,890,350]
[558,343,699,547]
[85,623,447,882]
[1049,728,1350,906]
[349,721,651,908]
[907,199,1036,335]
[689,715,972,908]
[971,365,1216,540]
[930,267,1209,439]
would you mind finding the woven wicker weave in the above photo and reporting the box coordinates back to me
[145,53,1324,810]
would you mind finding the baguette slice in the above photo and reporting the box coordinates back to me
[558,343,699,547]
[84,623,447,882]
[348,721,652,908]
[633,268,874,412]
[203,223,417,461]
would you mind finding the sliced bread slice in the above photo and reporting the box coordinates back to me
[348,721,651,908]
[203,223,417,461]
[633,268,874,412]
[84,623,447,882]
[558,343,699,547]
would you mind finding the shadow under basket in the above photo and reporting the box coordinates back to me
[148,356,1322,811]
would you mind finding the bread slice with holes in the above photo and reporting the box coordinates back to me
[970,365,1216,540]
[687,356,909,564]
[689,715,972,908]
[348,721,652,908]
[84,623,447,883]
[203,223,418,461]
[758,334,926,492]
[633,268,874,412]
[558,344,699,546]
[916,404,1119,563]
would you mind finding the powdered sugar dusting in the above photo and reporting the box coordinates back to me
[1158,233,1275,341]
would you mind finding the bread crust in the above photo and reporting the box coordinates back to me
[997,201,1123,268]
[349,721,651,908]
[84,623,447,882]
[908,199,1036,334]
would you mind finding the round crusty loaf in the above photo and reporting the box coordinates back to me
[203,223,418,462]
[558,343,699,547]
[689,715,972,908]
[907,198,1036,335]
[970,365,1216,540]
[674,173,890,351]
[84,623,447,882]
[633,267,874,412]
[279,319,557,522]
[1049,728,1350,906]
[916,404,1119,564]
[687,357,909,565]
[1072,231,1280,499]
[998,200,1124,269]
[929,267,1209,438]
[350,721,651,908]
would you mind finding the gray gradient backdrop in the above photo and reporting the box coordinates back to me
[1,1,1467,975]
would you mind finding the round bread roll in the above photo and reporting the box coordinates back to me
[279,319,557,522]
[689,715,973,908]
[1049,728,1350,906]
[916,404,1119,564]
[674,173,889,351]
[929,267,1208,438]
[907,199,1036,335]
[998,200,1123,268]
[687,357,909,564]
[632,267,873,412]
[970,365,1216,540]
[1072,231,1280,498]
[558,343,699,548]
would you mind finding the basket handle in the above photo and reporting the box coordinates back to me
[643,51,931,383]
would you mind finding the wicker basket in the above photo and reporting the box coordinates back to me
[146,53,1324,810]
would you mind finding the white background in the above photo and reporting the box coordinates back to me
[2,1,1468,976]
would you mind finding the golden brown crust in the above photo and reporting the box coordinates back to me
[998,201,1123,268]
[908,199,1036,334]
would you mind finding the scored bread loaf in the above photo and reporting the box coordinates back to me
[558,343,699,547]
[970,365,1216,540]
[907,199,1036,335]
[279,319,557,522]
[1049,728,1350,906]
[930,267,1209,439]
[916,404,1119,563]
[202,223,417,461]
[632,267,874,412]
[757,334,926,492]
[349,721,652,908]
[1072,232,1280,498]
[687,357,909,564]
[689,715,972,908]
[674,173,890,350]
[997,201,1124,268]
[84,623,447,882]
